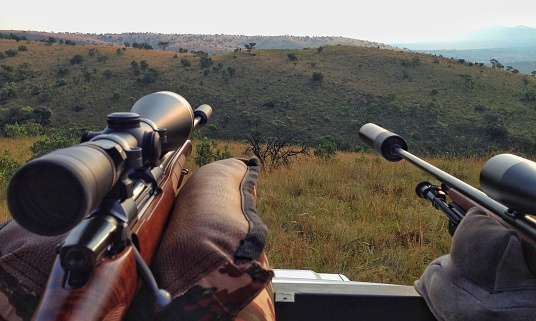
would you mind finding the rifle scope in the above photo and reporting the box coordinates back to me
[8,92,211,236]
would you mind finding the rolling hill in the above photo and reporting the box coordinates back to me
[1,37,536,156]
[0,30,396,54]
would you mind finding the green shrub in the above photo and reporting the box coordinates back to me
[3,121,43,138]
[312,72,324,82]
[5,49,18,57]
[195,137,233,167]
[200,57,213,69]
[180,59,191,67]
[55,79,67,87]
[103,69,114,79]
[314,141,337,160]
[0,149,20,186]
[29,127,82,160]
[70,54,84,64]
[57,65,70,77]
[88,48,98,57]
[141,68,158,84]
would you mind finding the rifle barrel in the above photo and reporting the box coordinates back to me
[359,122,536,240]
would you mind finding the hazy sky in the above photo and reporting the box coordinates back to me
[1,0,535,44]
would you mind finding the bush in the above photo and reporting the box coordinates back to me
[81,66,92,82]
[70,54,84,64]
[57,66,70,77]
[195,137,233,167]
[0,149,21,186]
[141,68,158,84]
[5,49,18,57]
[180,58,191,67]
[55,79,67,87]
[103,69,114,79]
[3,121,44,138]
[288,53,297,61]
[312,72,324,82]
[314,141,337,160]
[88,48,98,57]
[200,57,213,69]
[29,127,82,160]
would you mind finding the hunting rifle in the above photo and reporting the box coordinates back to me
[6,91,212,320]
[358,123,536,239]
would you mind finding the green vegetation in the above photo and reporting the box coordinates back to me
[0,136,39,222]
[0,149,20,187]
[314,141,337,160]
[1,38,535,158]
[194,137,233,166]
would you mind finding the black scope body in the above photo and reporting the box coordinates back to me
[480,154,536,214]
[8,92,209,236]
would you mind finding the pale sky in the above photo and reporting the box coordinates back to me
[1,0,535,44]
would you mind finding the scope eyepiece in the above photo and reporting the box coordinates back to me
[480,154,536,214]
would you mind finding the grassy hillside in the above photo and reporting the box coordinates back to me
[1,38,536,156]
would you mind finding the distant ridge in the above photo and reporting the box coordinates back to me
[391,25,536,50]
[390,25,536,74]
[0,30,399,54]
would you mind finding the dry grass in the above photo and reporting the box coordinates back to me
[0,136,40,222]
[230,141,486,284]
[1,138,487,285]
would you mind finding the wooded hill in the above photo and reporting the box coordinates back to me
[1,37,536,156]
[1,30,396,54]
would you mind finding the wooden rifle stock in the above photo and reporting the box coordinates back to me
[32,141,193,321]
[446,188,479,213]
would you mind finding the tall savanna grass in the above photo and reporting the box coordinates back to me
[0,137,40,222]
[1,138,488,285]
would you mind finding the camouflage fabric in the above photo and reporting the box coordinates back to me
[142,253,275,321]
[235,254,276,321]
[0,219,64,321]
[126,157,275,320]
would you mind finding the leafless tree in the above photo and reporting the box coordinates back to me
[244,131,309,171]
